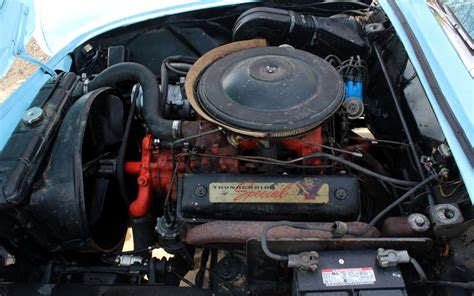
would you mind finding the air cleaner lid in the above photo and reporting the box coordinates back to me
[197,46,344,137]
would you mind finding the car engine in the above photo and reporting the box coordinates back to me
[0,2,472,296]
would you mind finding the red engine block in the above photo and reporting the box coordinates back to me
[125,125,323,218]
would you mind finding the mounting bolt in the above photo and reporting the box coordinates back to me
[152,138,160,148]
[137,176,148,187]
[415,216,424,225]
[335,188,348,200]
[407,213,430,233]
[194,185,207,197]
[265,65,276,73]
[22,107,44,126]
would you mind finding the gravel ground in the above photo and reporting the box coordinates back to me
[0,39,50,103]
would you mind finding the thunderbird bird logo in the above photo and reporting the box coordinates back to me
[295,178,322,200]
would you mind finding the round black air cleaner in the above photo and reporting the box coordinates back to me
[196,46,344,138]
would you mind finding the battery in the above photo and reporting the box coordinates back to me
[293,250,407,296]
[177,174,360,222]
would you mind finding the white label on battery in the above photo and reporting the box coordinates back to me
[321,267,376,287]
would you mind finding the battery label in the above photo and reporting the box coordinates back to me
[321,267,376,287]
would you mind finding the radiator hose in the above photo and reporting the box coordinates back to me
[86,62,179,141]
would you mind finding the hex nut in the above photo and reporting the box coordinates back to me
[407,213,430,232]
[335,188,348,200]
[194,185,207,197]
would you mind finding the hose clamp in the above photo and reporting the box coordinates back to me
[82,78,89,94]
[171,120,181,139]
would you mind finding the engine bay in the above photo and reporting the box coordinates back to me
[0,2,472,295]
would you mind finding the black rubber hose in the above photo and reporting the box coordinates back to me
[407,258,474,289]
[422,280,474,289]
[87,62,175,141]
[195,248,210,288]
[410,257,427,282]
[261,221,291,261]
[294,153,418,187]
[354,175,437,236]
[261,221,334,262]
[373,44,435,205]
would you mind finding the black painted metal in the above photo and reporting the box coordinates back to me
[177,173,359,222]
[197,46,344,137]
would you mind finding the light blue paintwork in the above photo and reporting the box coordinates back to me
[0,0,257,149]
[0,0,34,77]
[379,0,473,201]
[0,0,472,201]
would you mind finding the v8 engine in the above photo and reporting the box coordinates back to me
[0,3,472,296]
[125,43,360,223]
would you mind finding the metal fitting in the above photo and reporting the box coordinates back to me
[81,73,90,94]
[116,255,144,266]
[155,216,178,240]
[376,249,410,268]
[171,120,181,139]
[194,185,207,197]
[407,213,430,232]
[437,143,452,158]
[343,98,364,119]
[22,107,44,126]
[288,251,319,272]
[334,188,348,200]
[332,221,348,238]
[428,203,464,238]
[152,138,161,148]
[429,203,463,226]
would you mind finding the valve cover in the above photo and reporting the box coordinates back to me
[196,46,345,138]
[177,174,359,222]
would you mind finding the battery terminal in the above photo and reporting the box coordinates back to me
[288,251,320,272]
[376,248,410,268]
